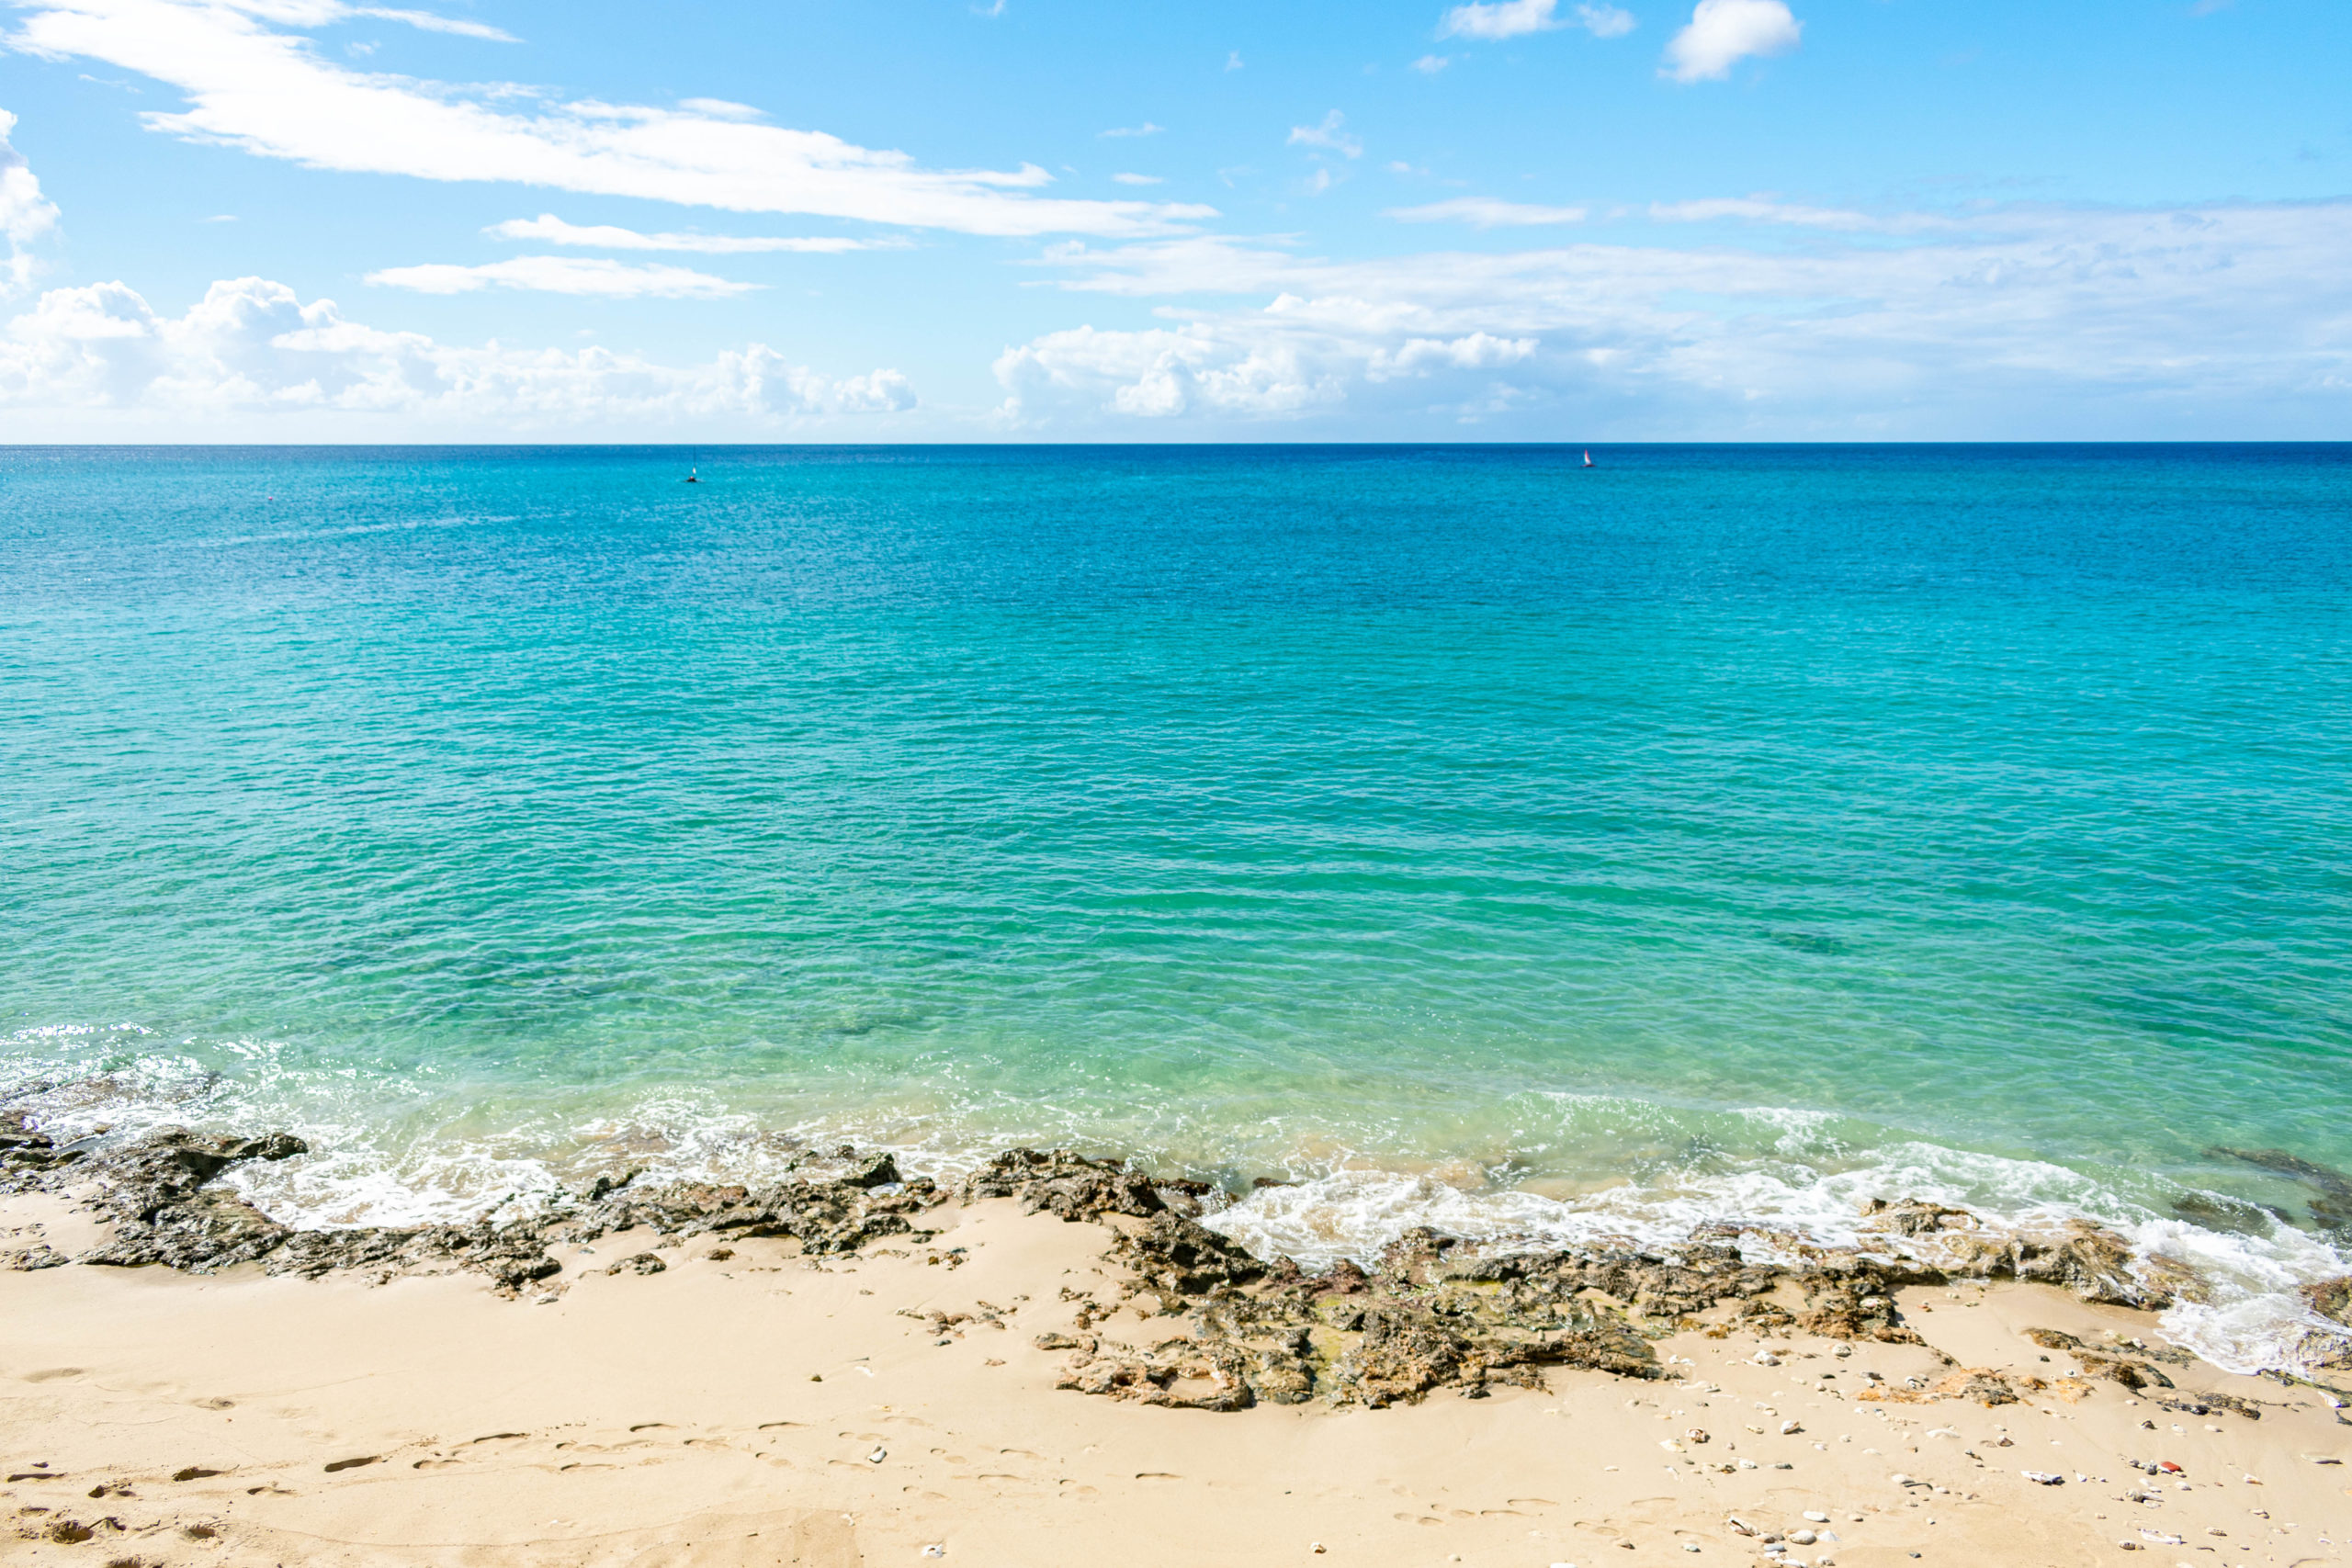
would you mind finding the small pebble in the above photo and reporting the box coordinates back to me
[868,1447,887,1463]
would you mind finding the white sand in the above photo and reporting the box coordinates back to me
[4,1191,2347,1567]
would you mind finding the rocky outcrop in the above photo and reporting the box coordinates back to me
[1860,1198,2168,1308]
[0,1111,942,1296]
[958,1147,1205,1222]
[2304,1277,2352,1327]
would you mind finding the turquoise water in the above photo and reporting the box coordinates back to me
[5,445,2348,1365]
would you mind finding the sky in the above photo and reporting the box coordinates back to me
[1,0,2348,440]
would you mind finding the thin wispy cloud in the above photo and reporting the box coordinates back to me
[1288,110,1362,159]
[1411,54,1450,73]
[1438,0,1634,41]
[1111,173,1162,186]
[1386,196,1588,226]
[487,214,881,253]
[9,0,1217,237]
[1100,122,1164,139]
[366,255,760,297]
[346,6,517,42]
[995,197,2352,436]
[1646,196,1950,232]
[1662,0,1803,83]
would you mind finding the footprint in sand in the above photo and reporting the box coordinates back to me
[627,1423,673,1432]
[466,1433,526,1445]
[322,1456,379,1473]
[1510,1498,1560,1509]
[24,1368,85,1382]
[1001,1448,1043,1460]
[170,1468,225,1483]
[755,1421,803,1431]
[1133,1472,1180,1482]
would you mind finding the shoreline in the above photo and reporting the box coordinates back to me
[3,1129,2350,1566]
[6,1115,2352,1388]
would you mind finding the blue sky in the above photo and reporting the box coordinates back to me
[2,0,2347,439]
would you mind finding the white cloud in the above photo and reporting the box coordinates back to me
[1410,53,1450,73]
[1663,0,1802,83]
[992,303,1536,425]
[1100,122,1163,139]
[1224,50,1243,70]
[997,199,2352,436]
[1438,0,1631,40]
[345,6,515,41]
[366,255,758,296]
[1387,196,1587,227]
[1288,109,1362,159]
[8,0,1215,237]
[1575,4,1636,39]
[0,274,915,426]
[0,109,62,290]
[1439,0,1559,40]
[1110,173,1162,186]
[675,97,762,120]
[1646,196,1954,232]
[485,213,877,253]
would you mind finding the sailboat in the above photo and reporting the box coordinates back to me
[684,446,701,483]
[1582,449,1595,469]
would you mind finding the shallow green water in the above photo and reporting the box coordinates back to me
[4,445,2347,1366]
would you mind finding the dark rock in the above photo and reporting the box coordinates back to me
[2304,1277,2352,1328]
[606,1253,666,1277]
[2075,1351,2173,1392]
[1328,1309,1470,1408]
[1106,1213,1267,1298]
[959,1148,1168,1222]
[844,1153,901,1190]
[2013,1220,2164,1307]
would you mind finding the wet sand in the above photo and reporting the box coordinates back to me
[5,1188,2348,1568]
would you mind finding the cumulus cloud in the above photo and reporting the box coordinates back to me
[0,109,62,291]
[1438,0,1634,40]
[486,214,878,253]
[997,199,2352,436]
[365,255,758,297]
[7,0,1214,237]
[1663,0,1802,83]
[992,299,1536,424]
[1288,110,1362,158]
[1387,196,1587,227]
[0,274,915,426]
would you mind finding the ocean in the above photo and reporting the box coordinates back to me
[4,444,2347,1371]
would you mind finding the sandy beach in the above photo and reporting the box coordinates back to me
[5,1141,2348,1568]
